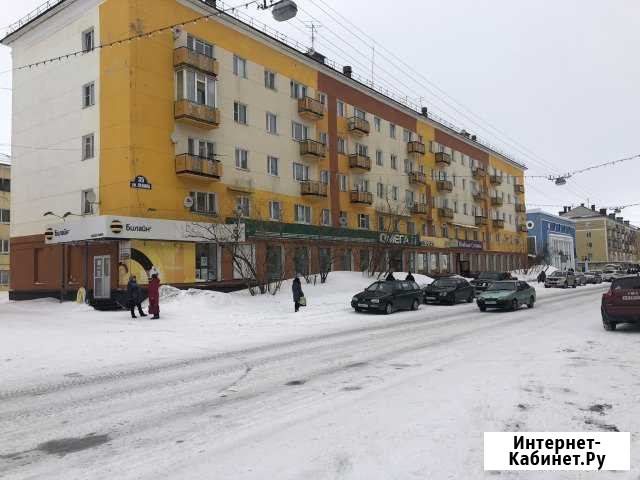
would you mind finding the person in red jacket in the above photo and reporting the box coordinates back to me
[148,273,161,319]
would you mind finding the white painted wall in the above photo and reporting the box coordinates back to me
[8,0,102,238]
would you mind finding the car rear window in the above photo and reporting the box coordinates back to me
[612,277,640,290]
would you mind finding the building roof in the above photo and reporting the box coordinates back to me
[526,208,575,224]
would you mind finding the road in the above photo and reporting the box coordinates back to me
[1,284,639,479]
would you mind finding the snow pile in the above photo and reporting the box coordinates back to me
[512,265,558,282]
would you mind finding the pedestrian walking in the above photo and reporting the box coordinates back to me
[405,271,415,282]
[292,276,304,312]
[148,273,161,319]
[127,275,147,319]
[385,271,396,281]
[537,270,546,284]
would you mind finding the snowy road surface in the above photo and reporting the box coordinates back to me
[1,278,639,478]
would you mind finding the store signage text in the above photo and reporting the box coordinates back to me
[130,175,152,190]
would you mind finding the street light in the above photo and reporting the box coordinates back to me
[258,0,298,21]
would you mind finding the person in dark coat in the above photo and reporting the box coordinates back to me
[127,275,146,319]
[292,276,304,312]
[148,273,161,319]
[537,270,547,283]
[385,271,396,281]
[405,271,415,282]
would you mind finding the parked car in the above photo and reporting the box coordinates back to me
[575,273,587,286]
[351,280,423,314]
[544,271,577,288]
[601,276,640,331]
[423,277,475,305]
[602,268,622,282]
[584,271,603,284]
[476,280,536,311]
[470,272,514,292]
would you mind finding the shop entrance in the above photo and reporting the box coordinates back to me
[93,255,111,299]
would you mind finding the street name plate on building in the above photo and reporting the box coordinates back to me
[130,175,152,190]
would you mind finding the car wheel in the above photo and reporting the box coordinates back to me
[411,299,420,311]
[385,303,394,315]
[572,284,577,289]
[466,294,474,303]
[354,307,361,313]
[562,284,567,289]
[544,285,549,288]
[479,304,487,312]
[511,299,518,311]
[602,311,617,331]
[527,297,535,309]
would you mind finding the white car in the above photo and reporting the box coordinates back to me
[602,269,622,282]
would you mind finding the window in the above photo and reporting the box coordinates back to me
[290,80,308,99]
[0,239,8,253]
[318,131,328,145]
[338,174,347,191]
[339,211,348,226]
[266,112,277,134]
[268,201,282,220]
[462,178,466,191]
[294,204,312,224]
[267,156,279,176]
[407,221,416,235]
[390,123,396,139]
[81,189,94,215]
[354,107,366,119]
[195,243,217,282]
[404,158,412,174]
[392,186,399,201]
[405,190,414,206]
[82,82,95,108]
[317,92,327,105]
[442,224,449,238]
[321,209,331,226]
[187,35,214,57]
[235,148,248,170]
[82,134,94,160]
[378,215,385,231]
[376,150,383,166]
[236,196,250,217]
[233,55,247,78]
[234,102,248,124]
[374,117,381,132]
[0,178,9,192]
[188,138,216,159]
[403,129,412,142]
[376,182,385,198]
[82,28,94,52]
[356,143,368,157]
[191,191,217,216]
[0,270,8,286]
[390,154,398,170]
[176,69,216,107]
[292,162,309,182]
[320,170,329,184]
[291,121,309,141]
[337,100,345,117]
[337,137,346,154]
[264,69,276,90]
[358,214,370,229]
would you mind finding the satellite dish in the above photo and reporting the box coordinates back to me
[271,0,298,21]
[339,216,348,227]
[170,132,178,144]
[85,190,97,203]
[171,26,183,40]
[526,220,534,230]
[184,196,194,209]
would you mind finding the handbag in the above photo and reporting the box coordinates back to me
[298,296,307,307]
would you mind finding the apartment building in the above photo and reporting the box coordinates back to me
[561,204,639,270]
[0,159,10,290]
[526,209,576,271]
[2,0,527,301]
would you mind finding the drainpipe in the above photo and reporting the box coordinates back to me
[60,244,65,303]
[85,241,89,303]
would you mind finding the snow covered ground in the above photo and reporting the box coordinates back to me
[1,273,638,478]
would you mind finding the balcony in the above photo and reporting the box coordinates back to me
[435,151,452,165]
[173,47,219,75]
[491,196,504,207]
[493,218,505,229]
[348,154,372,171]
[472,167,486,180]
[436,180,453,192]
[518,224,528,232]
[515,203,526,213]
[472,190,487,202]
[174,100,220,129]
[490,175,503,185]
[299,139,327,159]
[514,184,525,194]
[411,202,431,216]
[347,116,370,136]
[175,154,222,181]
[408,171,427,185]
[298,96,324,121]
[300,181,328,197]
[350,190,373,205]
[475,216,488,226]
[407,141,426,156]
[438,207,454,219]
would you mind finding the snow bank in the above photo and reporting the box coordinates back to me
[512,265,558,282]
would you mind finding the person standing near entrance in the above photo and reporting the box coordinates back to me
[148,273,161,319]
[292,276,304,312]
[127,275,147,319]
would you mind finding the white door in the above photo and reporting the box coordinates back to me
[93,255,111,299]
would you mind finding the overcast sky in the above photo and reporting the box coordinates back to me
[1,0,639,221]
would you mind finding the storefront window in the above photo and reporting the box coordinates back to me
[319,247,332,273]
[195,243,217,282]
[266,245,283,280]
[343,249,353,271]
[440,253,449,272]
[408,252,416,272]
[389,250,403,272]
[359,249,370,272]
[429,253,438,273]
[294,247,310,275]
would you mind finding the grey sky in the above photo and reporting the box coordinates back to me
[1,0,639,221]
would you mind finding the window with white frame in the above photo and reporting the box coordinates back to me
[337,137,346,154]
[290,80,308,99]
[337,100,345,117]
[268,201,282,221]
[355,143,368,157]
[188,138,216,159]
[176,69,216,107]
[403,129,412,142]
[0,239,9,254]
[291,121,309,141]
[463,203,468,215]
[191,191,217,216]
[389,123,396,138]
[338,174,347,191]
[82,82,95,108]
[266,112,277,134]
[0,209,8,223]
[82,134,94,160]
[235,148,248,170]
[267,156,279,176]
[234,101,248,124]
[264,69,276,90]
[374,117,381,132]
[318,131,328,145]
[404,158,413,174]
[407,221,416,235]
[82,28,94,52]
[454,201,458,213]
[294,204,312,224]
[233,55,247,78]
[376,150,383,166]
[321,208,331,226]
[187,35,214,57]
[358,214,370,229]
[355,178,369,193]
[292,162,309,182]
[376,182,384,198]
[353,107,366,119]
[236,196,250,217]
[81,189,94,215]
[405,190,414,207]
[392,186,398,201]
[0,270,8,285]
[320,170,329,184]
[317,92,327,105]
[390,154,398,170]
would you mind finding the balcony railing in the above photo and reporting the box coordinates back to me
[515,203,526,213]
[407,141,426,155]
[300,181,328,197]
[411,202,431,216]
[347,116,371,136]
[493,218,505,229]
[174,99,220,129]
[490,175,503,185]
[350,190,373,205]
[175,154,222,181]
[435,151,452,165]
[298,96,324,120]
[348,154,372,171]
[475,216,488,226]
[472,167,486,180]
[491,196,504,206]
[436,180,453,192]
[438,207,454,219]
[518,224,528,232]
[514,184,525,194]
[173,47,219,75]
[472,190,488,202]
[408,171,427,185]
[299,139,327,159]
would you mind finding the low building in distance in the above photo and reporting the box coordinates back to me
[526,208,576,271]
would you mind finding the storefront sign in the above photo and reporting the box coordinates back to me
[44,216,244,245]
[449,239,484,250]
[379,233,421,247]
[130,175,152,190]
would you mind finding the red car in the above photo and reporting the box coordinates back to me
[601,276,640,331]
